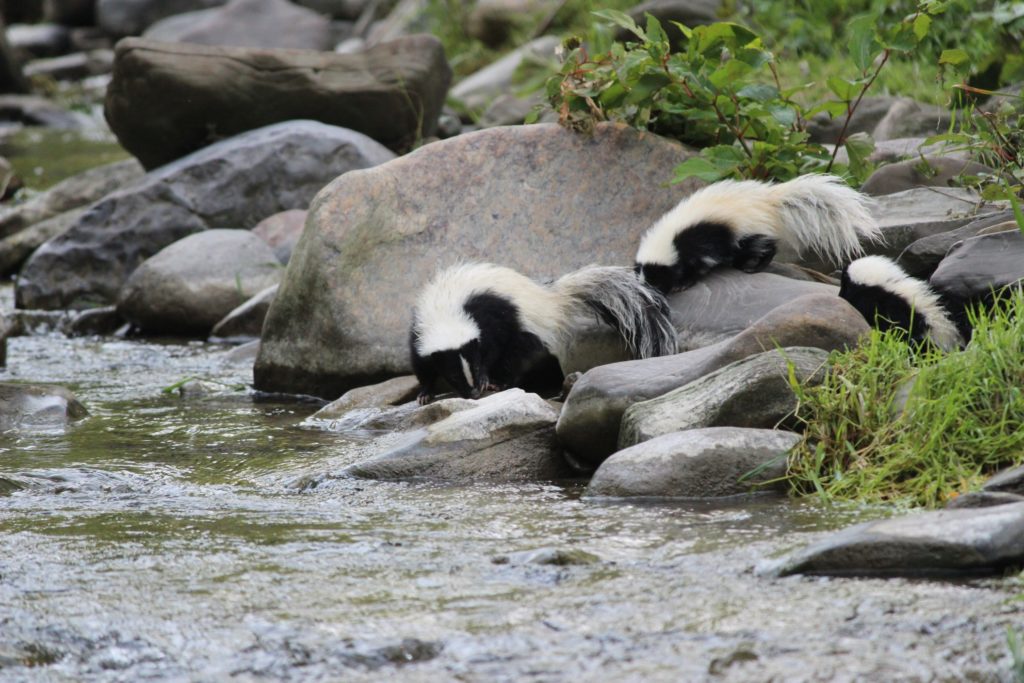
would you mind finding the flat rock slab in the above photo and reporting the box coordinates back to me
[618,347,829,450]
[0,383,88,431]
[307,375,420,422]
[105,35,451,168]
[254,123,702,399]
[771,502,1024,578]
[929,230,1024,303]
[343,389,573,482]
[141,0,334,50]
[586,427,799,499]
[557,294,867,466]
[16,120,394,311]
[897,210,1016,278]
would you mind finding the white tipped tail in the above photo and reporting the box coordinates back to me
[553,265,678,358]
[769,174,882,266]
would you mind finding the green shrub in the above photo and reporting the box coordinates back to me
[785,289,1024,508]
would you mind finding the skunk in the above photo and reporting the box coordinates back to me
[410,263,678,404]
[839,255,963,351]
[635,174,881,293]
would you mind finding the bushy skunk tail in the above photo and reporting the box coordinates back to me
[553,265,678,358]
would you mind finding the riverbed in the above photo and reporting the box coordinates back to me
[0,331,1021,682]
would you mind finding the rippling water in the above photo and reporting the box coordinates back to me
[0,333,1020,682]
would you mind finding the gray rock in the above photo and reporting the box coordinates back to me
[871,98,953,142]
[449,35,559,113]
[868,187,1008,260]
[0,94,84,128]
[16,121,394,311]
[23,49,115,81]
[493,547,600,566]
[771,502,1024,578]
[97,0,228,37]
[467,0,553,47]
[0,16,28,94]
[105,35,449,169]
[479,92,546,128]
[929,230,1024,304]
[0,207,85,275]
[142,0,334,50]
[117,229,283,336]
[897,210,1016,278]
[209,283,278,341]
[0,158,143,239]
[587,427,799,498]
[806,96,896,145]
[830,136,972,167]
[0,153,19,199]
[220,338,260,364]
[668,270,838,350]
[43,0,96,25]
[364,0,430,45]
[251,209,305,265]
[983,465,1024,496]
[618,347,829,450]
[254,123,702,399]
[294,0,367,19]
[65,306,123,336]
[945,491,1024,510]
[557,294,867,465]
[860,157,998,197]
[311,375,420,420]
[621,0,721,46]
[343,388,573,482]
[0,383,88,431]
[7,22,69,59]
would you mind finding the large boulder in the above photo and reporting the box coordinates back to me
[117,229,282,336]
[104,35,451,169]
[16,121,394,311]
[618,347,830,450]
[896,210,1016,278]
[96,0,228,38]
[770,502,1024,578]
[142,0,334,50]
[586,427,799,498]
[254,123,703,399]
[929,230,1024,304]
[556,294,868,465]
[0,207,84,275]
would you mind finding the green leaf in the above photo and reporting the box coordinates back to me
[844,132,876,181]
[848,14,880,72]
[806,100,849,118]
[939,48,969,65]
[913,13,932,41]
[644,13,667,47]
[737,83,778,101]
[592,9,645,40]
[1006,187,1024,236]
[709,58,752,89]
[697,22,758,55]
[669,21,693,40]
[826,76,858,101]
[671,156,728,183]
[598,81,628,108]
[768,104,798,127]
[625,73,671,105]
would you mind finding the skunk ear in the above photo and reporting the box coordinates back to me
[733,234,777,272]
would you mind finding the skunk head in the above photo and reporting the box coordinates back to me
[426,339,485,400]
[635,221,742,294]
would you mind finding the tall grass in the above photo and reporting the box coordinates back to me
[786,289,1024,508]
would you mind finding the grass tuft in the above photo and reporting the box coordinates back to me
[786,288,1024,508]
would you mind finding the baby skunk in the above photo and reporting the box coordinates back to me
[635,174,881,293]
[410,263,678,404]
[839,255,963,351]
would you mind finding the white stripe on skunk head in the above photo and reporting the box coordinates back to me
[635,179,781,266]
[843,255,962,351]
[412,264,486,355]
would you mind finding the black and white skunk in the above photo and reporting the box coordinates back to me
[839,255,964,351]
[635,174,882,293]
[410,263,678,404]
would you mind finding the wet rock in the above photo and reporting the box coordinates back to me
[209,283,278,342]
[97,0,229,38]
[945,491,1024,510]
[221,338,260,364]
[7,22,70,59]
[117,229,283,336]
[897,210,1015,278]
[23,49,114,81]
[806,96,896,145]
[9,308,70,336]
[142,0,334,50]
[928,230,1024,305]
[310,375,420,420]
[0,94,84,128]
[557,294,867,465]
[621,0,721,46]
[344,388,572,482]
[871,98,953,142]
[0,16,27,94]
[0,207,84,275]
[771,502,1024,578]
[105,35,450,169]
[0,382,88,431]
[618,347,829,450]
[251,209,306,265]
[254,123,702,399]
[0,158,143,239]
[493,547,601,566]
[17,121,394,311]
[868,187,1008,260]
[860,157,998,197]
[43,0,96,25]
[587,427,799,498]
[65,305,122,336]
[982,465,1024,496]
[449,35,559,113]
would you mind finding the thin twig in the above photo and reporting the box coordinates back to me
[826,48,890,173]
